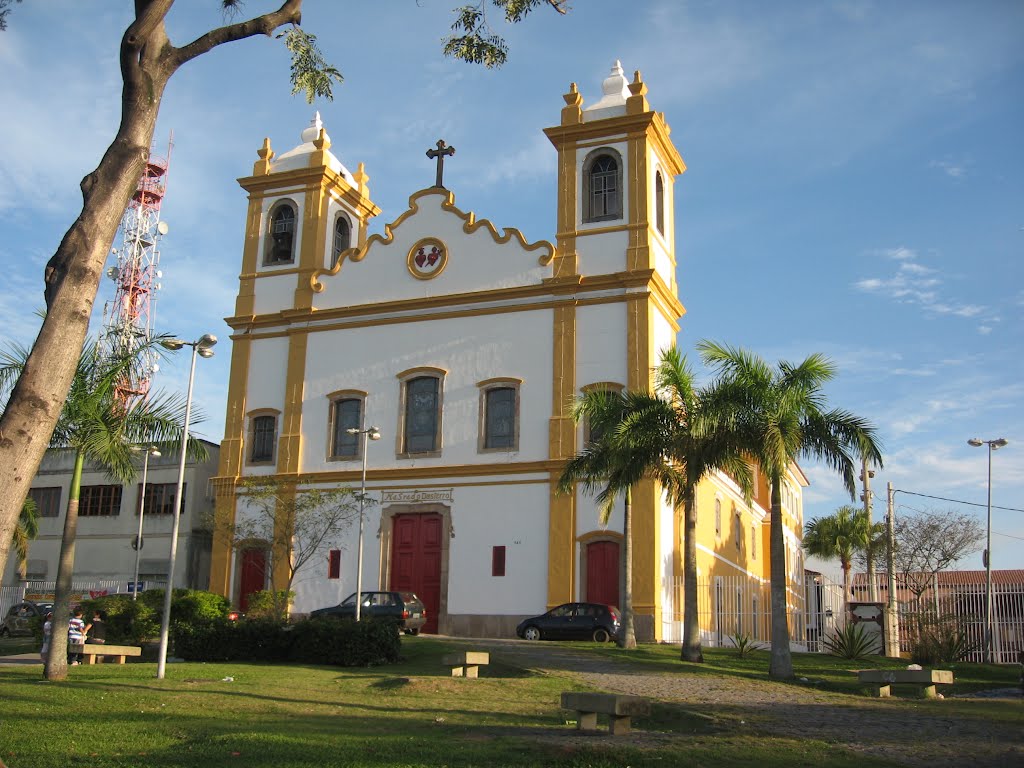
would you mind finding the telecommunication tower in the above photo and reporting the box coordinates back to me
[101,135,173,403]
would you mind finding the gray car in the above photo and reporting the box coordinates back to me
[0,601,53,637]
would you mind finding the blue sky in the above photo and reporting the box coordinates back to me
[1,1,1022,578]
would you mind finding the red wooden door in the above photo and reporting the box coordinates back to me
[239,549,266,613]
[390,513,442,633]
[586,540,620,608]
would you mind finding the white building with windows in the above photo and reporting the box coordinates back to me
[209,63,806,641]
[5,442,220,596]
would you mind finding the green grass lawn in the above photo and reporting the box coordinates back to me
[1,637,1018,768]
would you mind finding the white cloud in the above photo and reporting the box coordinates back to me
[930,158,967,179]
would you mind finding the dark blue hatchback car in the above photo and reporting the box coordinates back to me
[516,602,620,643]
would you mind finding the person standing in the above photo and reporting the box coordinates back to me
[67,609,86,665]
[84,610,107,645]
[39,612,53,663]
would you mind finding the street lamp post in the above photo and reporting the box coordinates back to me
[967,436,1009,664]
[131,445,161,601]
[346,421,381,622]
[155,334,216,679]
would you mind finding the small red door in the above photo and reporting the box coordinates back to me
[586,540,620,608]
[239,549,266,613]
[390,513,442,633]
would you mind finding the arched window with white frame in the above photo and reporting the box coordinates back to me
[264,200,297,265]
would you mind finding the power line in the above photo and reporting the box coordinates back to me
[895,489,1024,514]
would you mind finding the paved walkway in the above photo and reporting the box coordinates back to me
[442,637,1023,768]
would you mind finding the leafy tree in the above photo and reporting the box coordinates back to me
[558,384,687,649]
[618,348,753,662]
[698,341,882,679]
[0,336,205,681]
[802,505,882,612]
[213,476,362,621]
[0,0,569,592]
[12,496,38,578]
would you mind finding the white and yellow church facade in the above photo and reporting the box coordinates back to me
[208,63,808,643]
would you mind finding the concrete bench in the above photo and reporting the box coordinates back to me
[560,692,650,735]
[69,644,142,665]
[442,651,489,678]
[857,669,954,698]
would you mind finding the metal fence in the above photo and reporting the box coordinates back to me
[1,580,129,618]
[661,572,1024,663]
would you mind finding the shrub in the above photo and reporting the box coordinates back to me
[823,622,881,660]
[730,631,763,657]
[172,615,401,667]
[243,589,294,620]
[79,589,230,644]
[909,619,978,665]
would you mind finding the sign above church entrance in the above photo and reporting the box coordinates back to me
[407,237,449,280]
[381,488,454,504]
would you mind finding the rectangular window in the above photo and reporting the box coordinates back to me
[328,549,341,579]
[331,398,362,458]
[251,414,276,462]
[491,545,506,577]
[404,377,439,453]
[79,485,123,517]
[484,387,515,449]
[138,483,185,515]
[28,487,61,518]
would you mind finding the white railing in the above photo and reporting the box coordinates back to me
[1,580,130,617]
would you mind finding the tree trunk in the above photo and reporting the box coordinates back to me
[680,490,703,662]
[0,38,170,584]
[841,559,851,618]
[44,451,85,681]
[768,480,793,679]
[618,489,636,649]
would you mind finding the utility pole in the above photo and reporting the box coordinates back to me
[860,459,877,602]
[884,482,900,657]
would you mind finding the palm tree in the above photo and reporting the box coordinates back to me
[622,348,754,662]
[698,341,882,679]
[0,337,204,681]
[803,505,883,612]
[557,387,685,649]
[12,497,39,578]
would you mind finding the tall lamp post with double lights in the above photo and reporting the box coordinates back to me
[967,436,1009,664]
[130,445,161,600]
[155,334,216,679]
[346,423,381,622]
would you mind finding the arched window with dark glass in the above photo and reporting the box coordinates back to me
[330,397,362,458]
[331,215,351,268]
[484,387,515,449]
[265,201,296,264]
[655,171,665,235]
[404,376,440,454]
[589,155,619,220]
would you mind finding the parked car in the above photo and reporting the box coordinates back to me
[1,601,53,637]
[310,591,427,634]
[516,602,620,642]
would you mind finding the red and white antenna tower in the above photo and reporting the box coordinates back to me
[101,134,173,404]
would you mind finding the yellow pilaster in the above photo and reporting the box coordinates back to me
[547,302,577,608]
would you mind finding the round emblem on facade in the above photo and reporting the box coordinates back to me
[407,237,448,280]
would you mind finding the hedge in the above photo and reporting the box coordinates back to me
[172,616,402,667]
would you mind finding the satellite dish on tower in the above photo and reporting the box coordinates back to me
[157,220,169,236]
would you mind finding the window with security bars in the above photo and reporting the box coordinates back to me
[265,202,296,264]
[251,414,277,463]
[28,487,61,517]
[137,483,185,515]
[79,485,122,517]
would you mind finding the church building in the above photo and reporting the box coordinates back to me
[208,63,807,643]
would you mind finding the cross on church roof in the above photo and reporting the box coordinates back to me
[426,139,456,188]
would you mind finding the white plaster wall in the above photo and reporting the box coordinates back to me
[653,312,677,362]
[445,483,550,614]
[242,336,289,476]
[300,309,555,472]
[314,191,552,310]
[576,303,628,389]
